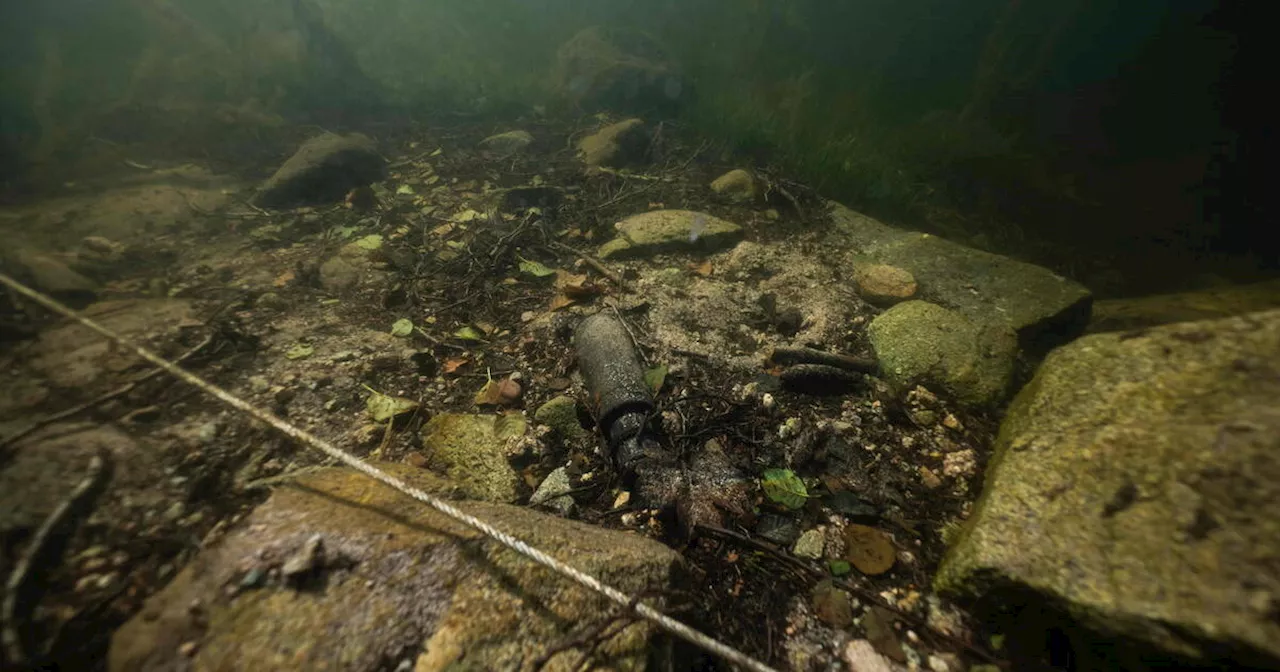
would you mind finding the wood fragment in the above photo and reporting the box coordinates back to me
[551,241,625,290]
[2,451,110,666]
[768,346,878,375]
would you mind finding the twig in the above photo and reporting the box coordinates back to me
[550,241,625,290]
[2,450,110,666]
[767,346,878,375]
[0,334,215,450]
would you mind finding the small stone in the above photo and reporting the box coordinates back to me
[178,641,199,657]
[910,409,938,426]
[248,376,271,394]
[530,467,573,506]
[919,467,943,490]
[255,292,288,311]
[844,639,895,672]
[844,524,896,575]
[612,491,631,510]
[479,130,534,155]
[853,264,918,306]
[761,393,776,412]
[793,529,825,559]
[271,386,296,406]
[281,534,324,580]
[240,567,266,589]
[811,579,854,627]
[534,396,584,440]
[330,351,357,363]
[942,449,977,478]
[709,169,758,203]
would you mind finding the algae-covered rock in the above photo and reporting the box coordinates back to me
[1087,278,1280,334]
[109,464,681,672]
[598,210,742,260]
[935,309,1280,670]
[577,118,648,169]
[534,395,585,441]
[420,413,525,503]
[830,202,1091,353]
[867,300,1016,408]
[478,129,534,155]
[709,168,758,203]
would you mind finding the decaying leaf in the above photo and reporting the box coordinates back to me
[643,364,668,394]
[547,294,576,312]
[441,357,469,374]
[690,260,714,277]
[474,376,522,406]
[364,386,419,423]
[274,270,295,287]
[355,234,383,250]
[453,326,485,341]
[284,343,314,360]
[761,468,808,510]
[843,524,897,576]
[554,270,598,299]
[390,318,414,337]
[517,255,557,278]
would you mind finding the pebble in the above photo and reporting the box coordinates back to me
[178,641,199,657]
[792,529,825,559]
[282,534,324,580]
[942,449,978,478]
[248,376,271,394]
[197,421,221,443]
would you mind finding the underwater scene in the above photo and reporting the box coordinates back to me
[1,1,1276,670]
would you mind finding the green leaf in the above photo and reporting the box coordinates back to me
[643,364,668,394]
[390,318,414,337]
[761,468,808,510]
[517,255,557,278]
[828,559,852,577]
[364,386,419,423]
[355,234,383,250]
[285,343,314,360]
[395,184,416,195]
[453,325,485,341]
[330,225,359,239]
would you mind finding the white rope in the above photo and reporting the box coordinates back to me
[0,272,779,672]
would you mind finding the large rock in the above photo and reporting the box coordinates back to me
[255,133,386,209]
[109,464,682,672]
[830,202,1091,353]
[598,210,742,260]
[1088,279,1280,334]
[420,413,526,503]
[935,309,1280,669]
[554,27,683,113]
[867,300,1016,408]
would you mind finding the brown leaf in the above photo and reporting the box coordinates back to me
[441,357,469,374]
[843,524,897,575]
[548,293,577,312]
[555,270,599,299]
[690,260,714,277]
[274,270,296,287]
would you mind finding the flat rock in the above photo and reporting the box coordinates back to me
[830,202,1091,353]
[255,133,386,209]
[577,118,648,169]
[867,300,1016,408]
[598,209,742,260]
[109,464,681,672]
[18,299,195,390]
[420,413,525,503]
[1088,279,1280,333]
[935,309,1280,669]
[478,130,534,155]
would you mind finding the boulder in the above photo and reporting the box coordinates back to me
[554,26,683,113]
[109,464,682,672]
[255,133,385,209]
[709,169,758,203]
[830,202,1091,354]
[577,118,648,170]
[867,300,1016,408]
[597,209,742,260]
[420,413,525,503]
[478,130,534,156]
[1087,279,1280,334]
[935,309,1280,670]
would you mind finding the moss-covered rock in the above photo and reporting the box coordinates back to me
[831,202,1091,354]
[109,464,681,672]
[935,309,1280,670]
[420,413,525,503]
[534,395,585,441]
[867,300,1016,408]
